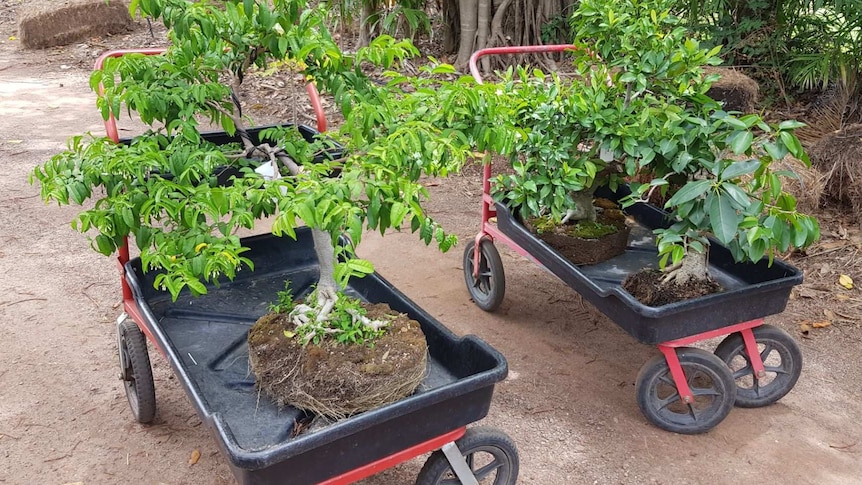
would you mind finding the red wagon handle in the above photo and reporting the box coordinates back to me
[93,48,328,141]
[468,44,583,84]
[94,49,167,143]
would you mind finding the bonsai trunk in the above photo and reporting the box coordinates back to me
[218,76,375,330]
[661,250,709,285]
[560,191,597,224]
[311,228,339,316]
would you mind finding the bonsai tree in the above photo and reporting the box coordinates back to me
[32,0,515,417]
[569,0,820,289]
[31,0,477,340]
[491,67,625,226]
[485,0,819,297]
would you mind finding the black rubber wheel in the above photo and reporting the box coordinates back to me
[117,319,156,424]
[416,427,519,485]
[636,347,736,434]
[463,239,505,312]
[713,324,803,408]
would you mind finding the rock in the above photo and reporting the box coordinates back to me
[704,67,760,113]
[18,0,132,49]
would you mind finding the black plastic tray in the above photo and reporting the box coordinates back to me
[495,197,802,344]
[125,228,508,484]
[119,123,345,185]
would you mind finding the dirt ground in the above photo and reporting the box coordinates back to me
[1,10,862,485]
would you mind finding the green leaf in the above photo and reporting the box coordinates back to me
[763,142,788,160]
[779,131,805,159]
[778,120,806,130]
[94,235,115,256]
[389,201,408,227]
[221,113,236,135]
[665,179,711,207]
[619,72,637,83]
[346,258,375,275]
[721,183,751,209]
[720,160,760,181]
[729,131,754,154]
[671,245,685,264]
[121,206,136,228]
[748,238,767,262]
[185,277,207,295]
[708,193,739,245]
[722,117,749,130]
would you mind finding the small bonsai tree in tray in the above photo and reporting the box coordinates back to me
[30,0,484,417]
[489,0,821,304]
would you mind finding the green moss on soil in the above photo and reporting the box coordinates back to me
[532,214,621,239]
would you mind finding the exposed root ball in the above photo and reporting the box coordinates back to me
[248,303,428,419]
[704,67,759,113]
[809,123,862,221]
[622,269,721,307]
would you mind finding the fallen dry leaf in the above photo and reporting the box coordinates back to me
[836,293,850,301]
[824,309,837,321]
[812,321,832,329]
[189,449,201,465]
[795,287,821,299]
[839,274,854,289]
[819,240,847,250]
[800,322,811,337]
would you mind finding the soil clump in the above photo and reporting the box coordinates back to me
[622,269,722,306]
[524,202,630,265]
[247,303,428,419]
[704,67,759,113]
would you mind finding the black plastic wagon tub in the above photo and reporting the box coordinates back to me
[493,199,802,344]
[120,229,517,484]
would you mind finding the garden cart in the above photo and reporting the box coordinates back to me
[99,49,519,484]
[464,45,804,435]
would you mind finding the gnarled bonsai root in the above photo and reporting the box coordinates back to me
[622,252,722,306]
[661,251,710,285]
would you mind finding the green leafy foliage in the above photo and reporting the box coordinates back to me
[567,0,820,268]
[678,0,862,93]
[31,0,478,302]
[269,280,296,314]
[482,0,820,274]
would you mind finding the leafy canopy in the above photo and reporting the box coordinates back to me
[31,0,482,300]
[490,0,819,268]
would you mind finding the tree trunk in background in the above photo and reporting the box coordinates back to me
[357,1,375,48]
[455,0,478,70]
[476,0,491,71]
[451,0,577,71]
[441,0,460,54]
